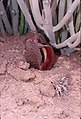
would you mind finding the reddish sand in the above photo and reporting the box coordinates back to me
[0,36,81,119]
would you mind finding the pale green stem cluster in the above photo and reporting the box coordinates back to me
[16,0,80,49]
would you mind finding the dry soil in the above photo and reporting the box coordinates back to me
[0,36,81,119]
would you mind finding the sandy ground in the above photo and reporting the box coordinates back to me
[0,36,81,119]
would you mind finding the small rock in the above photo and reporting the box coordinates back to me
[19,61,30,70]
[8,68,36,82]
[39,80,55,97]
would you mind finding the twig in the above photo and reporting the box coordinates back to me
[43,0,56,43]
[16,0,36,31]
[29,0,56,43]
[29,0,45,25]
[75,4,80,32]
[53,0,80,32]
[51,0,57,16]
[58,0,66,22]
[52,31,80,48]
[67,0,75,36]
[67,30,81,48]
[29,0,50,39]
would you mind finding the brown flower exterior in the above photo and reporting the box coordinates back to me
[24,32,54,70]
